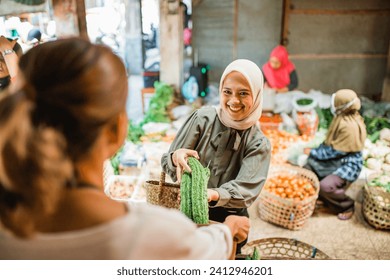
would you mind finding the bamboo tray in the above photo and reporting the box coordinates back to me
[240,237,331,260]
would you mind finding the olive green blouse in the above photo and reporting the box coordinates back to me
[161,107,271,209]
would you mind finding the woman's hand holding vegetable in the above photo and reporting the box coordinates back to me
[172,148,199,183]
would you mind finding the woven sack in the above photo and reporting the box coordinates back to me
[362,183,390,230]
[258,164,320,230]
[145,172,180,209]
[241,237,331,260]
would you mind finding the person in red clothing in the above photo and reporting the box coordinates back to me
[262,45,298,93]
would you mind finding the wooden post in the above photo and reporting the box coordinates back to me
[382,42,390,102]
[281,0,291,46]
[75,0,88,40]
[159,0,183,89]
[233,0,238,60]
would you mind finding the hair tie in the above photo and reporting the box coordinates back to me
[336,98,357,114]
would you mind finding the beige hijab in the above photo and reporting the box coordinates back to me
[216,59,264,130]
[325,89,366,152]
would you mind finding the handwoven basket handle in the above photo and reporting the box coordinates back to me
[159,172,166,187]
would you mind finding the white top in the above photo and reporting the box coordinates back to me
[0,203,232,260]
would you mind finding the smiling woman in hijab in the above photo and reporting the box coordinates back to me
[162,59,271,251]
[262,45,298,93]
[304,89,366,220]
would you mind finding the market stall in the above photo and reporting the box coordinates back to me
[104,82,390,235]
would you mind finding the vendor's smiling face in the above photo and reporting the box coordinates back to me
[221,71,253,121]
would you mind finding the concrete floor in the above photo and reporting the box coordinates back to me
[127,75,390,261]
[246,183,390,260]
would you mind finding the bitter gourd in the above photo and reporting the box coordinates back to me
[179,157,210,224]
[180,171,192,220]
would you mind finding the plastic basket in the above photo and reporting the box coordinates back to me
[362,182,390,230]
[258,164,320,230]
[241,237,331,260]
[145,172,180,209]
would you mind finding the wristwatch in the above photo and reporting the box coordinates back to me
[2,49,15,56]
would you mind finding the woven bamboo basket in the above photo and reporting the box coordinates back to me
[240,237,331,260]
[145,172,180,209]
[258,164,320,230]
[362,183,390,230]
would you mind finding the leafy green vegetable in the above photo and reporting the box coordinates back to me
[245,247,260,260]
[368,174,390,193]
[141,81,173,125]
[110,146,124,175]
[364,116,390,142]
[315,107,333,130]
[296,98,313,106]
[127,120,144,143]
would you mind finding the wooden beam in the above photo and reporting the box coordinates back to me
[192,0,203,8]
[382,42,390,102]
[75,0,88,40]
[159,0,183,89]
[289,9,390,16]
[289,53,388,60]
[233,0,238,60]
[281,0,291,46]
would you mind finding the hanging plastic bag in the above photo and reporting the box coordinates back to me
[292,96,319,137]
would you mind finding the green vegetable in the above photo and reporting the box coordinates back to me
[315,107,333,130]
[367,130,381,143]
[190,157,210,225]
[252,247,260,260]
[127,120,145,143]
[180,171,193,220]
[364,116,390,142]
[245,247,260,260]
[180,157,210,224]
[367,174,390,193]
[296,98,313,106]
[109,146,124,175]
[141,82,173,125]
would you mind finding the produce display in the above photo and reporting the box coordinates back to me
[294,111,319,137]
[363,128,390,173]
[263,174,316,201]
[263,129,311,164]
[106,175,138,200]
[367,173,390,193]
[180,157,210,224]
[364,116,390,143]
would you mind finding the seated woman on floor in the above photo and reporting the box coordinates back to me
[304,89,366,220]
